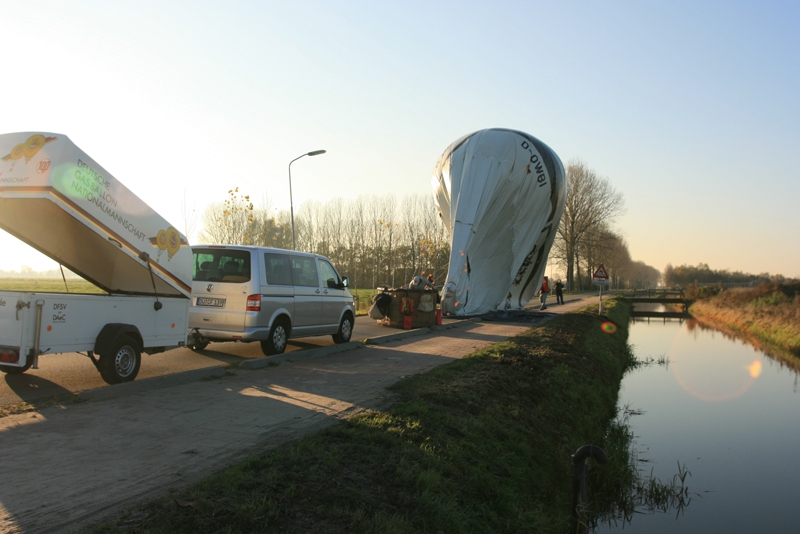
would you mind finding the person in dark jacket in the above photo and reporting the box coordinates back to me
[555,279,565,305]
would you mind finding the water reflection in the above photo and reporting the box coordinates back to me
[668,322,761,402]
[595,313,800,533]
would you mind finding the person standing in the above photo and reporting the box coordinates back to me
[555,279,564,305]
[539,276,550,310]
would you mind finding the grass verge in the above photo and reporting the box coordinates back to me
[93,299,634,534]
[688,281,800,358]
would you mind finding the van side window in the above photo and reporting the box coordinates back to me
[318,260,341,289]
[264,253,293,285]
[291,256,319,287]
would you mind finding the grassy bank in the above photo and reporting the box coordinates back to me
[95,299,634,534]
[688,282,800,357]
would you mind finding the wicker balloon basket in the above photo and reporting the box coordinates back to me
[378,289,438,329]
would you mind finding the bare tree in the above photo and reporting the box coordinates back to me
[344,197,368,292]
[197,188,254,245]
[180,189,199,244]
[196,191,450,293]
[556,160,625,290]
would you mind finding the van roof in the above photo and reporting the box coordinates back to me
[191,245,323,259]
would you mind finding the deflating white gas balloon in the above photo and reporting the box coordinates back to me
[432,128,566,315]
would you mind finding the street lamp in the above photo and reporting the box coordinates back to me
[288,149,326,250]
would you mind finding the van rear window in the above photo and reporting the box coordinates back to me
[193,249,251,283]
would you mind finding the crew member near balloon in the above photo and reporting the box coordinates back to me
[426,274,441,303]
[409,273,436,291]
[539,276,550,310]
[555,279,565,305]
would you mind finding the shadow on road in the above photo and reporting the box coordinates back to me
[3,373,73,404]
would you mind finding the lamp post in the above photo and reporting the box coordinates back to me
[288,149,326,250]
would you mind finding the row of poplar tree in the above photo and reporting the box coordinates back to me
[193,161,660,293]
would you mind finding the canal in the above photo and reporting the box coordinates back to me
[595,310,800,532]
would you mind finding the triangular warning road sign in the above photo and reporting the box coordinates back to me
[593,264,609,279]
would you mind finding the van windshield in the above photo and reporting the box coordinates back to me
[192,248,251,283]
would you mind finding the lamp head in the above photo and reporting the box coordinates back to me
[307,149,326,156]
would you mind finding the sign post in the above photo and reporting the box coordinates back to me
[593,264,610,314]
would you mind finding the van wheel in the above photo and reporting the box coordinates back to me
[261,319,288,356]
[98,335,141,385]
[190,340,209,351]
[332,313,353,344]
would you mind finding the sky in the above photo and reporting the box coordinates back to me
[2,0,798,278]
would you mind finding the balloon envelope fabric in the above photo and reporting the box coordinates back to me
[432,129,566,315]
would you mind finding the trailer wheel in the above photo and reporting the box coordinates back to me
[0,359,35,375]
[260,319,288,356]
[98,335,141,384]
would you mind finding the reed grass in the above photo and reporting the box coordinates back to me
[689,281,800,357]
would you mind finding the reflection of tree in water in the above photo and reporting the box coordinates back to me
[576,405,699,533]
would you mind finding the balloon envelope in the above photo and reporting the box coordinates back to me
[432,128,566,315]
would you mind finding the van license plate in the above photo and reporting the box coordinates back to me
[196,297,225,307]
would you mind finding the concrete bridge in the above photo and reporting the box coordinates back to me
[620,289,694,319]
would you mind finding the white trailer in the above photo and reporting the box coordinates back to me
[0,132,192,384]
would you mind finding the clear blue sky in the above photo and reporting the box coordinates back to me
[3,0,798,278]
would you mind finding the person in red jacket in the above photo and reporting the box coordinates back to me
[539,276,550,310]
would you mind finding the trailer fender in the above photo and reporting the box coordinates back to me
[95,324,143,356]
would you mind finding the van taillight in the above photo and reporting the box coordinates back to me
[246,294,261,311]
[0,349,20,363]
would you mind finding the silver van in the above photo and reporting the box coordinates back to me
[188,245,355,355]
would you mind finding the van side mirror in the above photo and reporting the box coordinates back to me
[341,276,349,288]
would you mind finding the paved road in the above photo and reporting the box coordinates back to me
[0,316,427,407]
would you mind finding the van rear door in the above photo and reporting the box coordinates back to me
[191,248,251,333]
